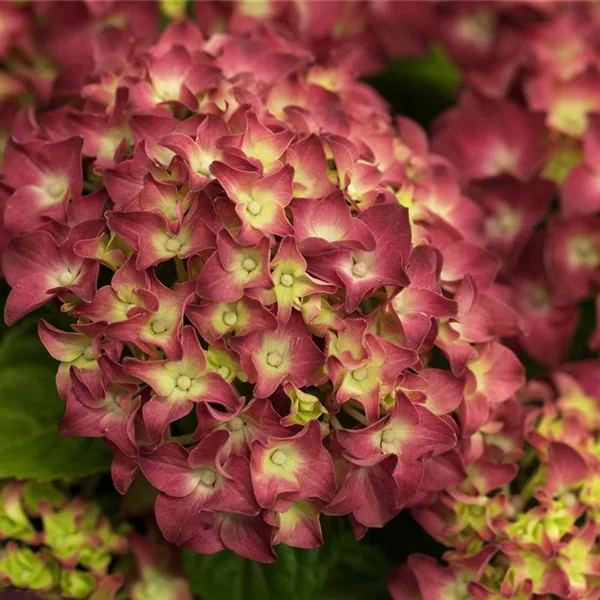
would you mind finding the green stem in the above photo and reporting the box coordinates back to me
[175,257,188,282]
[82,180,99,193]
[520,465,545,504]
[342,403,369,426]
[329,415,342,430]
[170,433,196,446]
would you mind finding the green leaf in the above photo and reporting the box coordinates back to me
[182,544,333,600]
[313,533,393,600]
[0,318,50,370]
[388,45,461,98]
[182,519,393,600]
[367,45,461,127]
[0,328,112,480]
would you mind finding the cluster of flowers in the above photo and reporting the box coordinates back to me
[369,2,600,598]
[230,0,600,593]
[0,1,525,562]
[0,0,162,268]
[389,361,600,599]
[0,480,190,599]
[272,0,600,365]
[426,0,600,368]
[0,480,127,598]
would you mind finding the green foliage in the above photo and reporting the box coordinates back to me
[367,45,461,127]
[182,519,393,600]
[312,531,395,600]
[0,317,112,481]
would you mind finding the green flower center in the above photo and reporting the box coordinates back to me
[571,236,600,268]
[299,398,317,411]
[151,319,168,334]
[58,271,75,286]
[47,182,65,198]
[352,261,368,278]
[270,449,287,465]
[267,351,283,367]
[176,375,192,391]
[165,238,181,253]
[227,416,244,431]
[198,469,216,487]
[247,200,262,216]
[242,258,257,272]
[280,273,294,287]
[381,429,396,444]
[352,368,368,381]
[223,311,238,326]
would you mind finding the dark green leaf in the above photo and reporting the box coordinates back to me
[0,318,50,370]
[367,45,461,127]
[313,532,393,600]
[183,518,392,600]
[0,325,112,480]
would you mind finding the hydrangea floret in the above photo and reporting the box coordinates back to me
[0,480,192,599]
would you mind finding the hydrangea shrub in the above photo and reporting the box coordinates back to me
[2,1,600,599]
[0,1,523,565]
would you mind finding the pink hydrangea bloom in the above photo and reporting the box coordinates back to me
[0,3,525,563]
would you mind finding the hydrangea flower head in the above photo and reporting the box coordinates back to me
[0,4,520,562]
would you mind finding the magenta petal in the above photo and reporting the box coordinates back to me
[391,459,424,508]
[358,202,412,267]
[187,429,229,468]
[563,163,600,216]
[218,514,276,563]
[419,369,465,415]
[195,251,245,302]
[326,456,399,528]
[59,384,138,457]
[213,455,259,515]
[394,287,457,319]
[441,241,501,292]
[292,192,376,255]
[4,274,56,325]
[388,564,421,600]
[111,451,139,495]
[3,229,63,286]
[267,500,325,549]
[139,443,198,498]
[406,554,459,600]
[210,161,260,201]
[459,393,490,438]
[544,442,587,495]
[155,493,202,545]
[287,135,335,198]
[142,397,194,443]
[183,519,225,555]
[201,373,240,409]
[418,451,465,493]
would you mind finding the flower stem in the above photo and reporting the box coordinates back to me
[175,257,188,282]
[342,403,369,426]
[329,415,342,430]
[169,433,196,446]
